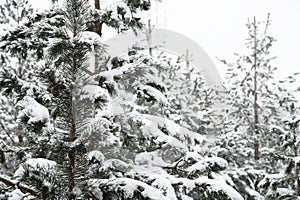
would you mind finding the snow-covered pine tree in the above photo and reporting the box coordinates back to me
[257,76,300,199]
[0,0,150,198]
[165,51,216,134]
[259,107,300,199]
[86,37,243,199]
[0,0,243,199]
[221,14,278,159]
[0,0,51,184]
[210,15,292,199]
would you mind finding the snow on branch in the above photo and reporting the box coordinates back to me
[93,178,168,200]
[195,177,244,200]
[109,1,132,22]
[187,157,228,177]
[96,63,134,82]
[16,96,50,125]
[144,114,206,148]
[139,85,169,106]
[171,177,243,200]
[76,31,102,47]
[14,158,57,181]
[80,85,110,101]
[0,175,38,197]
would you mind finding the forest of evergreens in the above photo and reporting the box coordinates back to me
[0,0,299,199]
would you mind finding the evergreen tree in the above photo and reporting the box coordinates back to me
[210,15,298,199]
[0,0,151,198]
[0,0,244,199]
[258,77,300,199]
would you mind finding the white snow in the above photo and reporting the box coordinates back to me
[80,85,110,101]
[257,173,285,189]
[14,158,57,181]
[294,156,300,165]
[187,157,228,175]
[98,63,134,81]
[17,96,50,124]
[171,178,196,194]
[146,114,206,147]
[184,151,203,161]
[129,165,169,176]
[109,1,132,22]
[151,176,177,199]
[171,176,244,200]
[76,31,102,46]
[245,187,264,199]
[127,166,180,199]
[127,112,206,154]
[135,151,169,167]
[195,177,244,200]
[87,150,105,163]
[276,188,295,196]
[102,159,132,173]
[8,189,24,200]
[269,125,289,135]
[140,85,169,105]
[98,178,168,200]
[127,164,178,199]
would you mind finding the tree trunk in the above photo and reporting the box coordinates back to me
[147,20,153,56]
[253,17,259,160]
[92,0,102,117]
[67,5,78,199]
[293,128,300,196]
[296,160,300,196]
[94,0,102,36]
[17,55,23,144]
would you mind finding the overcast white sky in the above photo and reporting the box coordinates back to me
[151,0,300,80]
[26,0,300,81]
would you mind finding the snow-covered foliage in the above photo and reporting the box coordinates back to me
[88,0,150,33]
[209,15,300,200]
[187,157,228,177]
[0,6,241,197]
[16,96,50,125]
[94,178,169,200]
[14,158,57,181]
[2,0,299,200]
[8,189,25,200]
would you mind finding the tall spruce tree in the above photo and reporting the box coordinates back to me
[0,0,151,198]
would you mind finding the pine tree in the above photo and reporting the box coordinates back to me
[217,14,278,163]
[0,0,244,199]
[211,14,291,199]
[0,0,151,198]
[90,34,243,199]
[257,76,300,199]
[0,0,49,182]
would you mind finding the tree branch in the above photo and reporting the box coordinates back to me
[0,175,39,197]
[0,120,15,144]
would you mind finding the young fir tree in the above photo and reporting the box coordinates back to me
[221,14,278,159]
[209,15,298,199]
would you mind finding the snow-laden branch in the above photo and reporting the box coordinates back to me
[0,175,38,197]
